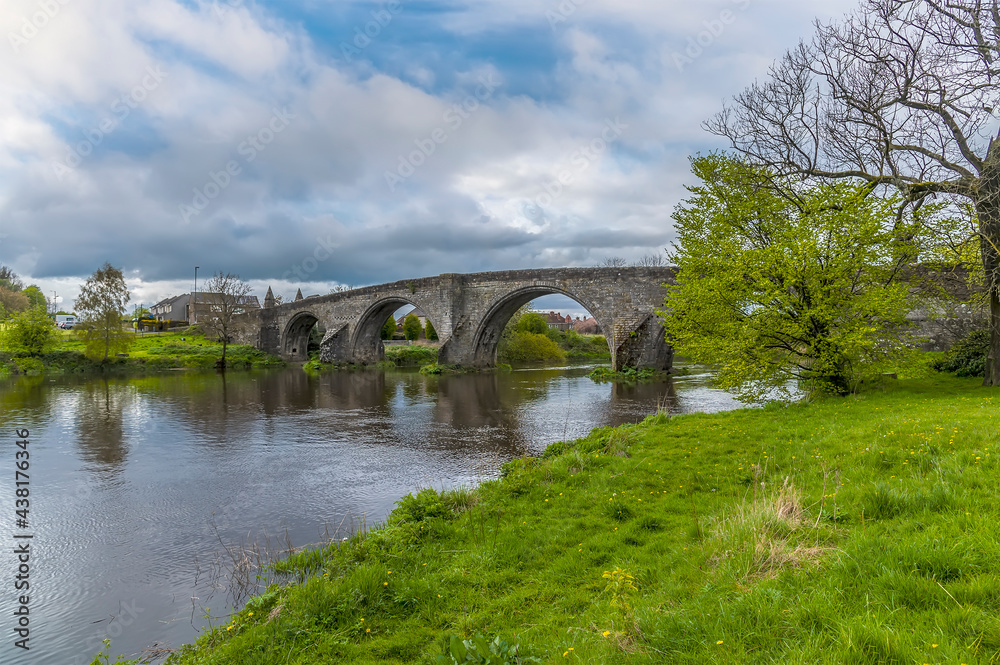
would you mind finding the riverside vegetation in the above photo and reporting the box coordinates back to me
[95,358,1000,664]
[0,328,283,376]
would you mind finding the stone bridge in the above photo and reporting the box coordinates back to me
[243,267,677,371]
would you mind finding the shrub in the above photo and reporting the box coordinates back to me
[932,329,989,378]
[498,332,566,364]
[384,345,437,366]
[403,314,421,341]
[391,488,449,525]
[13,356,45,375]
[589,366,660,383]
[381,317,397,340]
[2,306,56,355]
[425,319,439,341]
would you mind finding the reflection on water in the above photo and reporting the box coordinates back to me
[0,363,743,665]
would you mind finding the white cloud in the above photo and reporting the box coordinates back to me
[0,0,868,309]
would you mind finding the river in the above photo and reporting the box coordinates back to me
[0,363,743,664]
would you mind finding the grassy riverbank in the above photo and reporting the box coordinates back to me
[0,330,284,376]
[142,370,1000,665]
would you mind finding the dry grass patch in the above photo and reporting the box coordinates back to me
[707,480,833,582]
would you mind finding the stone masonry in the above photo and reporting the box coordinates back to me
[238,267,678,371]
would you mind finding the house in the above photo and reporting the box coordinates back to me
[573,316,601,335]
[545,311,574,331]
[150,294,190,325]
[193,293,261,323]
[150,292,261,326]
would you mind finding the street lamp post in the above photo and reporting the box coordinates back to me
[193,266,199,324]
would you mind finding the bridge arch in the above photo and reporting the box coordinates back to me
[465,285,610,366]
[351,296,441,365]
[282,311,324,361]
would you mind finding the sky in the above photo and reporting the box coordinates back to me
[0,0,861,316]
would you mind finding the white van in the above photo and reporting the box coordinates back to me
[55,314,78,329]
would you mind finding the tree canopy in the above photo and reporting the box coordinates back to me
[22,285,46,311]
[1,306,55,356]
[425,318,438,341]
[75,263,132,362]
[200,272,254,367]
[402,313,422,341]
[707,0,1000,385]
[661,155,926,400]
[381,316,397,340]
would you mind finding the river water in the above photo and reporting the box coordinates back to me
[0,363,743,664]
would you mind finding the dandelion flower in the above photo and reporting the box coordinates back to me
[717,640,724,645]
[602,631,610,637]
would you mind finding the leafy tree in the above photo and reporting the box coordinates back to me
[75,263,132,362]
[707,0,1000,385]
[497,306,568,364]
[661,155,922,400]
[381,316,397,340]
[200,272,254,368]
[2,305,55,356]
[425,318,439,341]
[403,313,421,341]
[0,266,23,291]
[22,285,46,311]
[515,311,549,335]
[0,286,29,320]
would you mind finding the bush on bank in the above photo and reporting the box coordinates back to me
[933,328,990,378]
[146,372,1000,665]
[384,345,439,366]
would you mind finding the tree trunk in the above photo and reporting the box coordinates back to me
[979,138,1000,386]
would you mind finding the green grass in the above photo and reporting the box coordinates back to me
[145,373,1000,664]
[384,344,439,367]
[0,331,284,376]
